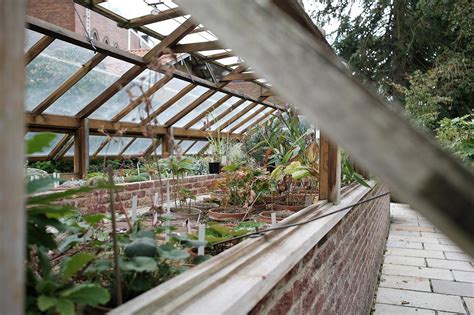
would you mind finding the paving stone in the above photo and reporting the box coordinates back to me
[388,235,440,244]
[379,274,431,292]
[375,287,465,313]
[386,248,445,259]
[431,279,474,297]
[384,255,426,267]
[423,243,463,253]
[390,229,422,237]
[391,224,435,232]
[421,232,448,239]
[387,240,424,249]
[438,238,456,246]
[382,264,453,280]
[452,271,474,283]
[445,252,474,262]
[373,303,435,315]
[426,259,474,272]
[464,297,474,314]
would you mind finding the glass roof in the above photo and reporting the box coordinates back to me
[172,91,226,128]
[190,96,241,129]
[100,0,178,19]
[97,137,134,156]
[26,132,65,157]
[89,135,108,155]
[120,78,190,122]
[234,108,273,133]
[186,141,208,155]
[222,105,263,132]
[123,138,153,156]
[24,29,44,52]
[25,40,95,111]
[210,100,254,131]
[44,57,134,116]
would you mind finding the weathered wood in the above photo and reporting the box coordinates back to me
[319,133,329,200]
[55,136,75,160]
[118,137,136,156]
[183,94,232,129]
[118,8,185,29]
[74,119,89,178]
[204,51,234,61]
[111,75,172,122]
[172,40,223,53]
[229,106,266,133]
[161,128,172,158]
[141,83,196,125]
[176,0,474,255]
[328,142,341,205]
[48,134,72,160]
[25,35,54,65]
[0,2,27,314]
[32,53,106,114]
[220,72,258,82]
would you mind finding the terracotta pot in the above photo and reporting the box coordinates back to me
[192,202,220,211]
[169,207,201,220]
[271,203,306,212]
[208,207,247,221]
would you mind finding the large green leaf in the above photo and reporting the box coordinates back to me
[37,295,56,311]
[60,283,110,306]
[27,133,56,155]
[55,298,75,315]
[157,244,190,260]
[37,247,52,278]
[61,253,94,281]
[120,256,158,272]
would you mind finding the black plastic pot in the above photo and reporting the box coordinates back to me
[266,162,276,173]
[209,162,221,174]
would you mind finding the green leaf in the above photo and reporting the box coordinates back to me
[37,247,52,278]
[120,257,158,272]
[192,255,212,265]
[58,235,82,252]
[27,133,56,154]
[85,259,112,273]
[60,283,110,306]
[157,244,190,260]
[55,298,75,315]
[83,214,107,225]
[222,163,240,172]
[291,169,310,180]
[61,253,94,281]
[37,295,56,311]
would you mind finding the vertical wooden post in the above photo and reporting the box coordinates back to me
[162,127,172,158]
[0,1,27,314]
[74,118,89,178]
[319,131,341,204]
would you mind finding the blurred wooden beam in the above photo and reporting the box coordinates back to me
[25,35,54,65]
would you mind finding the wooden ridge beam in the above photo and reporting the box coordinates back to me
[141,83,196,125]
[175,0,474,255]
[111,75,173,122]
[229,106,266,133]
[25,35,54,65]
[172,40,222,53]
[32,53,106,114]
[118,8,185,29]
[183,94,231,129]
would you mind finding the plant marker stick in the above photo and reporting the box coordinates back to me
[154,192,159,207]
[271,212,277,228]
[107,167,122,306]
[165,220,170,242]
[132,195,138,223]
[166,175,171,213]
[198,224,205,256]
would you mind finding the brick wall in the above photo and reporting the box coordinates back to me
[53,174,220,214]
[250,184,390,315]
[27,0,76,31]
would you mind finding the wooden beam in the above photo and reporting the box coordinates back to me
[172,40,222,53]
[144,138,161,158]
[48,134,72,160]
[74,118,89,179]
[240,109,275,134]
[204,51,234,61]
[93,136,111,157]
[197,142,209,155]
[111,75,172,122]
[229,106,266,133]
[175,0,474,254]
[55,136,75,160]
[75,19,196,119]
[118,8,185,29]
[161,128,172,158]
[1,1,26,314]
[220,72,258,82]
[141,83,196,125]
[25,35,54,65]
[183,94,231,129]
[261,88,275,97]
[214,102,257,131]
[32,53,106,114]
[201,98,246,129]
[183,140,197,155]
[328,144,341,204]
[118,137,136,156]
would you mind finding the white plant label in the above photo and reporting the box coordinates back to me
[271,212,277,227]
[131,195,138,223]
[198,224,205,256]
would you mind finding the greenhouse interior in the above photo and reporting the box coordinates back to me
[1,0,473,314]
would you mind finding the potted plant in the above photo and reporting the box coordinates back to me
[207,127,227,174]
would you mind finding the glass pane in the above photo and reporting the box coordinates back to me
[147,15,189,36]
[178,32,217,44]
[172,92,226,128]
[100,0,177,19]
[190,96,240,130]
[175,140,195,153]
[90,69,164,119]
[186,141,207,155]
[44,57,134,116]
[98,137,134,156]
[26,132,64,157]
[218,57,241,65]
[234,108,273,134]
[123,138,153,156]
[154,86,209,125]
[152,143,162,156]
[121,78,189,122]
[64,143,75,157]
[222,105,263,132]
[25,40,95,111]
[210,100,253,131]
[89,135,107,155]
[24,29,44,52]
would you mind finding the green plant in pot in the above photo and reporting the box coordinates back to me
[207,127,227,174]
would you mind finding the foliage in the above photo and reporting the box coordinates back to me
[176,188,197,208]
[189,223,248,244]
[207,127,228,162]
[341,153,370,188]
[435,115,474,167]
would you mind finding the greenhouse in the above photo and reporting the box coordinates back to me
[1,0,473,314]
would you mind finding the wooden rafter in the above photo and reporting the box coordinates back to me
[183,94,231,129]
[25,35,54,65]
[75,19,196,119]
[204,51,234,61]
[183,140,197,155]
[111,75,173,122]
[201,98,246,130]
[213,102,257,131]
[172,40,222,53]
[229,106,266,133]
[240,109,275,134]
[118,137,136,156]
[55,136,75,160]
[197,142,209,155]
[47,134,72,160]
[32,53,106,114]
[118,8,185,29]
[93,137,112,157]
[141,83,196,125]
[220,72,258,82]
[144,138,162,157]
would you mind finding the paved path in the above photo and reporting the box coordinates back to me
[373,203,474,314]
